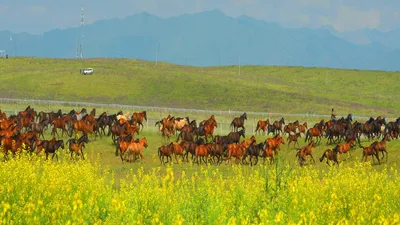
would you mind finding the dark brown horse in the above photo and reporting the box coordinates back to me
[305,121,323,144]
[230,113,247,132]
[272,118,285,135]
[319,149,339,166]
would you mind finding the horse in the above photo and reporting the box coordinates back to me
[169,142,186,163]
[209,143,225,164]
[1,135,23,159]
[110,123,128,143]
[97,112,114,136]
[244,142,265,166]
[272,118,285,134]
[333,139,355,161]
[72,120,96,139]
[255,118,270,135]
[158,144,173,165]
[126,138,148,163]
[37,139,64,161]
[319,149,339,166]
[200,115,216,127]
[30,122,48,139]
[296,140,316,166]
[227,129,245,144]
[265,134,285,153]
[194,144,211,165]
[359,145,380,164]
[133,111,147,131]
[287,133,301,149]
[285,120,299,135]
[68,143,85,160]
[177,131,195,143]
[226,142,246,165]
[51,115,71,137]
[370,134,390,161]
[183,139,204,162]
[305,121,323,144]
[203,120,217,142]
[298,122,307,135]
[230,113,247,132]
[173,117,190,132]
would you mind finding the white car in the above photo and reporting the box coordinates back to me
[81,68,94,75]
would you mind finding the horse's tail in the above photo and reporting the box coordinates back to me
[255,123,260,133]
[319,151,326,162]
[305,130,310,143]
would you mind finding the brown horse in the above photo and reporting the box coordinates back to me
[296,140,316,166]
[17,110,35,130]
[230,113,247,132]
[265,134,285,153]
[226,142,246,164]
[200,115,216,126]
[360,145,380,164]
[255,118,270,135]
[305,122,323,144]
[195,144,210,165]
[272,118,285,135]
[319,149,339,166]
[370,134,390,161]
[287,133,301,149]
[127,138,148,163]
[298,122,307,135]
[170,142,186,163]
[158,144,173,165]
[285,120,299,134]
[0,117,17,130]
[333,139,355,160]
[203,120,218,142]
[73,120,96,138]
[133,111,147,131]
[52,114,71,137]
[69,143,85,160]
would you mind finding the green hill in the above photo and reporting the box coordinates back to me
[0,57,399,117]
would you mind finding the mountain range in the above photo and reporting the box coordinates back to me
[0,10,399,71]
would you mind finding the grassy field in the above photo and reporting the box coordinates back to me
[0,57,399,117]
[1,58,400,223]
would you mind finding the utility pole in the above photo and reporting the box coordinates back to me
[80,8,84,59]
[155,42,158,66]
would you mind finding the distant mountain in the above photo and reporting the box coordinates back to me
[0,10,399,71]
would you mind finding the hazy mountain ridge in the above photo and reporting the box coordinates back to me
[0,10,398,71]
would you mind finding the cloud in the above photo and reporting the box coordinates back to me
[324,6,380,32]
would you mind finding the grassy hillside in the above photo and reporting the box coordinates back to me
[0,57,399,117]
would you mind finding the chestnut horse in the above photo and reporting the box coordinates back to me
[298,122,308,135]
[133,111,147,131]
[127,138,148,163]
[287,133,301,149]
[333,139,355,160]
[370,134,390,161]
[255,118,270,135]
[296,140,316,166]
[359,144,380,164]
[305,121,323,144]
[272,118,285,135]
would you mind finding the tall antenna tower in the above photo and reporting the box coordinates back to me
[80,7,84,59]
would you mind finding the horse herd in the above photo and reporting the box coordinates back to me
[0,107,398,166]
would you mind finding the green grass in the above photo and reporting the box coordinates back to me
[0,57,399,117]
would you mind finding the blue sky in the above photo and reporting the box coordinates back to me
[0,0,399,34]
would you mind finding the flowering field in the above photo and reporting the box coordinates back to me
[1,156,399,224]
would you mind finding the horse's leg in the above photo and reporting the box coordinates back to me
[81,149,85,160]
[310,154,315,163]
[384,150,388,162]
